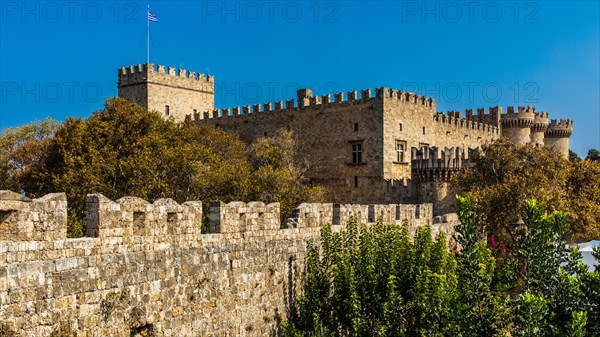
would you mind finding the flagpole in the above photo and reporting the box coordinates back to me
[147,5,150,64]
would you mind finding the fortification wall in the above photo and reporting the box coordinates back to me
[381,95,500,182]
[194,88,387,204]
[0,191,456,336]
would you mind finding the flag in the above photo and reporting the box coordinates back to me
[148,11,158,22]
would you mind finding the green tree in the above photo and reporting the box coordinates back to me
[586,149,600,162]
[282,197,599,336]
[569,150,582,163]
[285,217,458,337]
[453,195,512,337]
[248,130,324,223]
[0,117,58,191]
[452,138,600,243]
[16,98,321,236]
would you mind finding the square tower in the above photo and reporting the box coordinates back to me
[118,64,215,122]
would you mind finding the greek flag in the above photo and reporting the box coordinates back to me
[148,11,158,22]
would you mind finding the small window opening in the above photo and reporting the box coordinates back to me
[352,143,362,163]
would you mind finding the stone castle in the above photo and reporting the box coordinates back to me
[0,64,575,335]
[118,64,573,214]
[0,190,456,335]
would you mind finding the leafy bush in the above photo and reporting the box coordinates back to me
[282,196,599,336]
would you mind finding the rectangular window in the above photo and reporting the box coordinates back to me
[352,143,362,163]
[420,143,429,159]
[354,123,359,132]
[354,176,358,188]
[422,127,426,134]
[399,123,403,131]
[396,141,406,163]
[165,105,170,116]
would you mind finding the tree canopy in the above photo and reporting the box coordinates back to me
[1,98,323,237]
[452,138,600,242]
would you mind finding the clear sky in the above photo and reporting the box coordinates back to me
[1,0,598,156]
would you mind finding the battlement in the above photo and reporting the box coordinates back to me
[501,106,536,128]
[85,194,202,239]
[285,202,433,228]
[545,119,573,138]
[464,106,502,127]
[0,191,450,242]
[187,87,436,122]
[531,112,550,132]
[411,146,476,181]
[0,189,458,335]
[379,88,436,109]
[209,201,281,233]
[118,63,214,85]
[433,111,500,134]
[0,190,67,241]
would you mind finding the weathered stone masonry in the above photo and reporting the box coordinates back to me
[0,190,456,336]
[118,64,573,215]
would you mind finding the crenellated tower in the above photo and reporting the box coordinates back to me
[544,119,573,158]
[530,111,549,146]
[500,106,535,145]
[118,63,215,123]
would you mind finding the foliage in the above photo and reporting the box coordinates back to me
[452,138,600,243]
[0,117,58,192]
[285,216,458,337]
[2,98,321,237]
[453,195,512,337]
[569,149,582,163]
[249,130,324,224]
[566,160,600,240]
[586,149,600,162]
[282,197,599,336]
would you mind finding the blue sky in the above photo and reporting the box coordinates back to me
[1,0,598,156]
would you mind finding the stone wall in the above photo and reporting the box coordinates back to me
[0,191,457,336]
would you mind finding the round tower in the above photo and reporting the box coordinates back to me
[544,119,573,158]
[501,106,535,145]
[530,111,549,146]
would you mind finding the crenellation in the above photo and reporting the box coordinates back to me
[347,90,358,101]
[309,96,322,107]
[334,92,344,102]
[286,99,295,110]
[1,190,458,336]
[252,104,261,113]
[361,88,371,100]
[232,106,240,116]
[264,102,273,112]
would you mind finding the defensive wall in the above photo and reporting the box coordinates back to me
[187,87,499,206]
[0,190,457,336]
